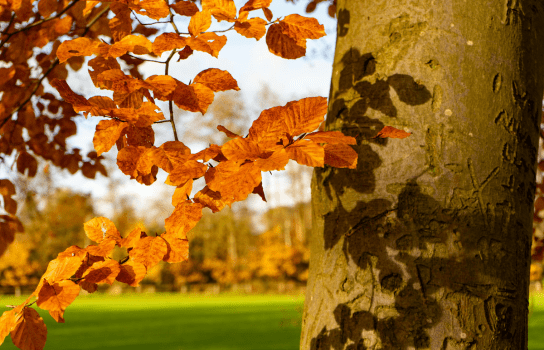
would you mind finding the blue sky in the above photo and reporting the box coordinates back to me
[47,0,338,222]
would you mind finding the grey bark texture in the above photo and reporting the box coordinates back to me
[301,1,544,349]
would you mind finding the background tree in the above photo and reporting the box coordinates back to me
[301,1,544,349]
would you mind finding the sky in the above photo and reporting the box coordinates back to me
[38,0,339,222]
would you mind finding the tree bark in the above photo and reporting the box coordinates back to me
[301,1,544,349]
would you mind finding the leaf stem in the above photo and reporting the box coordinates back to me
[165,49,179,141]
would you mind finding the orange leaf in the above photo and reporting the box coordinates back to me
[190,144,222,162]
[205,160,262,203]
[161,141,192,167]
[285,139,324,167]
[283,97,327,135]
[172,179,193,206]
[254,148,289,171]
[266,23,306,59]
[279,14,326,40]
[117,146,158,185]
[193,68,240,92]
[0,179,15,196]
[373,125,411,139]
[222,137,261,161]
[152,33,188,56]
[202,0,236,22]
[57,37,101,63]
[84,217,120,244]
[247,104,288,150]
[161,233,189,263]
[50,79,92,114]
[93,120,128,156]
[39,255,84,285]
[189,10,212,36]
[305,131,356,145]
[10,307,47,350]
[116,259,147,287]
[129,236,168,269]
[109,3,132,42]
[186,32,227,58]
[262,7,272,21]
[234,17,267,40]
[130,0,170,19]
[165,160,207,186]
[79,280,98,294]
[108,34,153,58]
[146,75,178,99]
[164,201,203,239]
[0,310,16,346]
[191,83,215,114]
[111,102,165,127]
[170,81,200,113]
[324,143,358,169]
[194,186,226,212]
[171,0,199,16]
[217,125,240,138]
[86,238,117,257]
[120,226,144,248]
[82,259,121,284]
[37,280,80,323]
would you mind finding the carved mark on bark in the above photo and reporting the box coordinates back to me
[493,73,502,93]
[502,0,523,25]
[467,158,500,228]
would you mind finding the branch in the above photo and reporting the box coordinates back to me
[165,49,179,141]
[0,4,111,130]
[127,53,167,64]
[0,0,81,52]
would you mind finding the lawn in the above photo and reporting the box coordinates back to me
[3,292,544,349]
[0,293,305,350]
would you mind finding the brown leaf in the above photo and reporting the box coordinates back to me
[37,280,80,323]
[164,201,203,239]
[84,217,120,244]
[193,68,240,92]
[17,151,38,177]
[171,0,199,16]
[129,236,168,269]
[10,307,47,350]
[265,23,305,59]
[82,259,121,284]
[239,0,272,13]
[110,3,132,42]
[373,125,411,139]
[116,259,147,287]
[324,143,358,169]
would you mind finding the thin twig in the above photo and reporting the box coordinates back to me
[168,8,180,34]
[0,0,81,51]
[165,48,179,141]
[127,53,167,64]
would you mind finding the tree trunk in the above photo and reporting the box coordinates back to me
[301,1,544,349]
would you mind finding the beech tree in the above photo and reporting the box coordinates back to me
[301,1,544,349]
[0,0,403,349]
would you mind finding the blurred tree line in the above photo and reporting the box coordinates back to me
[0,179,312,295]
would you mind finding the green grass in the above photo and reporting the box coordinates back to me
[0,293,304,350]
[530,293,544,350]
[5,292,544,349]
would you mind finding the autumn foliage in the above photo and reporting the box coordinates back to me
[0,0,408,348]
